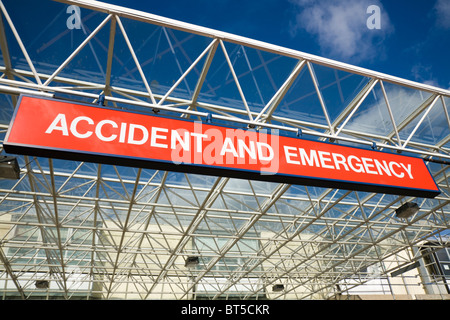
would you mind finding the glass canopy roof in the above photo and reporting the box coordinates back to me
[0,0,449,300]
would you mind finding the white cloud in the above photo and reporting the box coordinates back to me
[411,64,439,87]
[289,0,392,63]
[434,0,450,29]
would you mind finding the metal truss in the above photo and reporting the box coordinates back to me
[0,0,449,299]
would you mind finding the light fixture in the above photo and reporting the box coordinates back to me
[0,156,20,179]
[35,280,49,289]
[395,202,420,219]
[272,284,284,292]
[185,256,199,268]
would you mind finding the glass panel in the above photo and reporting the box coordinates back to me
[343,81,394,136]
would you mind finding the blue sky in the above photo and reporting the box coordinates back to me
[101,0,450,91]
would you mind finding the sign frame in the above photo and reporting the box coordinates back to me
[4,95,440,198]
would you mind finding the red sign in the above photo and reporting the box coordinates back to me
[4,95,440,198]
